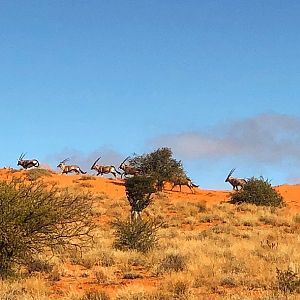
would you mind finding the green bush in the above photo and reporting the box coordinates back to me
[112,218,163,253]
[229,177,285,207]
[129,147,185,191]
[125,176,155,219]
[0,179,95,277]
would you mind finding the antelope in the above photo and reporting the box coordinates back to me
[225,168,247,191]
[57,158,86,175]
[17,153,39,169]
[119,156,141,178]
[170,175,198,194]
[91,156,121,178]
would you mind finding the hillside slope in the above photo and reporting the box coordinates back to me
[0,168,299,299]
[0,168,298,210]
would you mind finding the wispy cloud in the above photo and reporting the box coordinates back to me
[150,113,300,164]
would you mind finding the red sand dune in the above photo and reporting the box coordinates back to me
[0,168,298,211]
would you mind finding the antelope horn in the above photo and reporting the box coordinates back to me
[120,156,130,166]
[227,168,236,178]
[61,158,70,164]
[19,153,26,160]
[91,156,101,169]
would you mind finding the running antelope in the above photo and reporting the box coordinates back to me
[170,175,198,194]
[91,156,121,178]
[225,168,247,191]
[119,156,141,178]
[17,153,40,169]
[57,158,86,175]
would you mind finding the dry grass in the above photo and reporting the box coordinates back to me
[0,172,300,300]
[0,277,50,300]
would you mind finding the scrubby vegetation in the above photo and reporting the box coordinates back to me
[229,177,285,207]
[112,218,163,252]
[0,179,95,277]
[276,268,300,294]
[0,170,299,300]
[112,176,163,252]
[124,175,155,220]
[129,147,186,191]
[26,168,54,181]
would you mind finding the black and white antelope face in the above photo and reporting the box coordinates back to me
[17,153,39,169]
[57,158,86,175]
[225,168,247,191]
[91,156,121,178]
[119,156,140,178]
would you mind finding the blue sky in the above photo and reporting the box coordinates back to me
[1,1,300,189]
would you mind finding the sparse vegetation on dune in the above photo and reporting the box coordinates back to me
[0,169,299,299]
[0,178,95,277]
[26,168,54,181]
[229,177,285,207]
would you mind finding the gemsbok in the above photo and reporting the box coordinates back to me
[91,156,121,178]
[170,175,198,194]
[17,153,40,169]
[57,158,86,175]
[119,156,141,178]
[225,168,247,191]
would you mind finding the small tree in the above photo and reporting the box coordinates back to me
[112,176,162,252]
[129,147,185,191]
[125,175,155,220]
[229,177,285,207]
[0,179,95,277]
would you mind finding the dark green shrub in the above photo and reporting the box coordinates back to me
[112,218,163,252]
[229,177,285,207]
[129,147,185,191]
[125,176,155,220]
[0,179,95,277]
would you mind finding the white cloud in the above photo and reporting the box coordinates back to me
[150,113,300,164]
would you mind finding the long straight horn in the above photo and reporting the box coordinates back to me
[120,156,130,167]
[61,158,70,164]
[91,156,101,169]
[19,153,26,160]
[227,168,236,178]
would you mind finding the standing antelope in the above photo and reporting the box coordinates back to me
[57,158,86,175]
[225,168,247,191]
[17,153,40,169]
[119,156,141,178]
[91,156,121,178]
[170,175,198,194]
